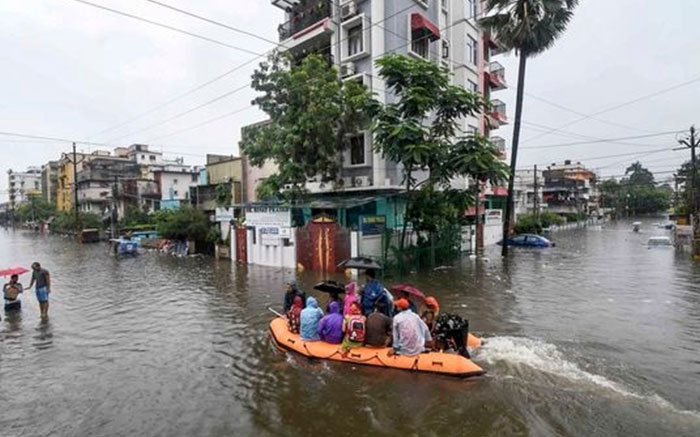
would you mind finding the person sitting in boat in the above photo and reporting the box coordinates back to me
[3,274,23,312]
[392,290,418,315]
[365,300,392,348]
[317,301,344,344]
[325,291,343,314]
[341,301,366,356]
[343,281,359,316]
[283,282,306,313]
[421,297,440,332]
[300,296,324,341]
[388,298,432,357]
[286,296,304,334]
[423,296,471,358]
[361,269,387,316]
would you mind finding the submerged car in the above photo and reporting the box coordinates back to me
[647,236,673,247]
[498,234,554,248]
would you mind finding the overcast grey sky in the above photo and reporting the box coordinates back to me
[2,0,699,201]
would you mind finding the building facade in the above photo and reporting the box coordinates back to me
[191,155,243,212]
[268,0,509,225]
[7,167,41,209]
[41,161,59,205]
[513,168,544,219]
[542,161,600,217]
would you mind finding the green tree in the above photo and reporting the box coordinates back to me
[367,54,496,250]
[480,0,579,256]
[215,183,232,206]
[16,195,55,222]
[154,206,210,242]
[120,205,152,227]
[240,52,370,200]
[625,161,655,186]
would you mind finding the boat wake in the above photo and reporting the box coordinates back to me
[476,336,700,420]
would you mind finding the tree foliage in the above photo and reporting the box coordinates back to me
[16,195,55,222]
[480,0,579,57]
[367,54,507,249]
[515,211,564,234]
[240,52,370,199]
[155,206,211,242]
[51,211,104,232]
[598,162,670,216]
[120,205,153,228]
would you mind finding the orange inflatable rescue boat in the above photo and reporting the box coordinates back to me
[269,317,485,377]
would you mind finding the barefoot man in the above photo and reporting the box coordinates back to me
[28,262,51,319]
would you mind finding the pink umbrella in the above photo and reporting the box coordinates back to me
[390,284,426,300]
[0,267,30,277]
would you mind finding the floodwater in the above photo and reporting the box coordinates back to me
[1,219,699,437]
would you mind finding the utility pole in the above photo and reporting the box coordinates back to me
[679,125,700,258]
[72,142,80,227]
[674,173,680,213]
[111,176,119,238]
[474,180,482,257]
[533,164,539,224]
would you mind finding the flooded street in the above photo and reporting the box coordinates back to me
[1,219,699,436]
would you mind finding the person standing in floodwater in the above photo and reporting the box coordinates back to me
[28,262,51,319]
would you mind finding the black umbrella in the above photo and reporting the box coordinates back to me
[337,257,382,270]
[313,280,345,294]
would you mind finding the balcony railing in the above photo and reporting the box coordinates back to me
[278,0,331,41]
[487,61,506,90]
[488,99,508,126]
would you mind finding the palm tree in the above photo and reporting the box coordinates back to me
[480,0,579,256]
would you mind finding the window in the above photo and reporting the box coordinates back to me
[468,125,478,135]
[442,40,450,59]
[467,79,478,93]
[150,155,156,161]
[347,25,363,57]
[349,135,365,165]
[173,178,178,184]
[466,35,477,65]
[191,174,197,182]
[141,154,145,159]
[411,37,429,59]
[467,0,477,18]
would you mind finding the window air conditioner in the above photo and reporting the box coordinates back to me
[341,1,358,20]
[341,62,356,77]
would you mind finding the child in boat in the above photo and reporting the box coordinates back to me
[343,281,358,315]
[283,282,306,313]
[286,296,303,334]
[300,297,324,341]
[317,301,344,344]
[341,301,366,356]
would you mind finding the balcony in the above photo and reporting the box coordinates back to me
[485,30,507,56]
[491,136,507,159]
[277,0,332,42]
[487,99,508,127]
[486,61,507,91]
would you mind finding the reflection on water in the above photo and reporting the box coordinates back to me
[1,220,700,436]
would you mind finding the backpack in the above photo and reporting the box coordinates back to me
[346,315,366,343]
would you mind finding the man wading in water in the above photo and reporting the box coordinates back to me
[28,262,51,319]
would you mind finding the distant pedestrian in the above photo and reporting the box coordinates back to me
[28,262,51,319]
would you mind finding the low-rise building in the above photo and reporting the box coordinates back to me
[153,165,200,210]
[7,167,41,209]
[191,154,243,212]
[542,160,599,217]
[513,168,544,219]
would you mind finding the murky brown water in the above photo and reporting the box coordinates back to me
[1,219,699,436]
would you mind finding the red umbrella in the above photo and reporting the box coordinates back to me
[0,267,29,277]
[390,284,426,300]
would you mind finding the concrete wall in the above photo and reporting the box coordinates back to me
[207,158,242,185]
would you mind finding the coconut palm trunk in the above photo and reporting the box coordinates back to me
[502,53,528,257]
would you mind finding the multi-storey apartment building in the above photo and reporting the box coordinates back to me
[513,168,544,219]
[41,161,59,205]
[543,160,600,217]
[7,167,41,209]
[269,0,508,213]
